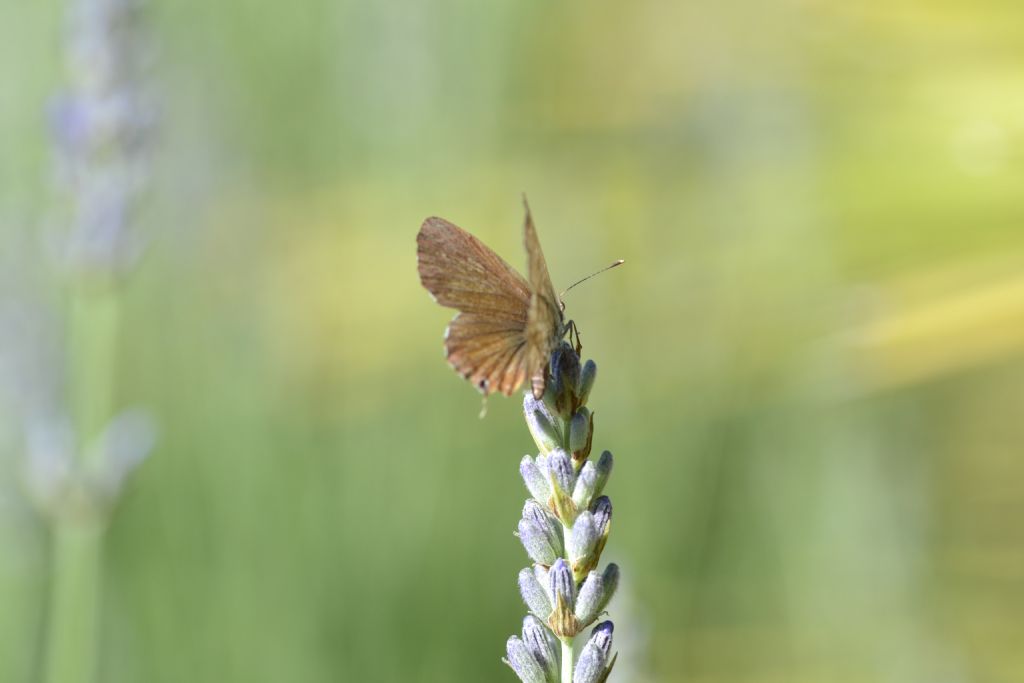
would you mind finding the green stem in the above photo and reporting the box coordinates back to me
[68,287,121,462]
[44,284,121,683]
[561,637,574,683]
[44,518,105,683]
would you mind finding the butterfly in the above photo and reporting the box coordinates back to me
[417,197,565,399]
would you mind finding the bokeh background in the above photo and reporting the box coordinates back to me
[3,1,1024,682]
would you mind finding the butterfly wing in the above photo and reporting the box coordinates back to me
[522,198,565,399]
[417,217,533,396]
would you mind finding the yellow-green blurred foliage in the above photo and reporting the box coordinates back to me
[2,1,1024,682]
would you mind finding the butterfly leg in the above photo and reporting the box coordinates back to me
[564,319,583,354]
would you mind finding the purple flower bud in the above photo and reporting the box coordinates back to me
[505,636,547,683]
[524,393,562,455]
[518,567,552,619]
[518,518,558,565]
[574,570,604,626]
[547,558,580,639]
[573,622,615,683]
[547,343,580,416]
[594,450,613,497]
[590,496,612,536]
[590,621,615,657]
[520,455,552,504]
[548,558,575,608]
[572,462,598,510]
[578,359,597,405]
[598,563,620,614]
[568,408,591,457]
[523,500,563,555]
[567,511,598,568]
[522,616,559,681]
[547,449,575,495]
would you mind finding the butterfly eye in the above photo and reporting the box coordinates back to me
[478,378,489,392]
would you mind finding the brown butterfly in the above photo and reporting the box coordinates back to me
[417,197,565,399]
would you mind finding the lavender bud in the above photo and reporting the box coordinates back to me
[573,622,615,683]
[591,496,612,537]
[594,450,613,498]
[574,570,605,627]
[522,500,563,556]
[522,616,560,681]
[589,621,615,658]
[556,345,581,399]
[518,520,557,565]
[567,511,598,569]
[549,559,575,607]
[578,359,597,406]
[547,559,579,638]
[547,449,575,496]
[571,462,598,510]
[534,564,553,605]
[520,455,552,504]
[518,567,552,619]
[505,636,547,683]
[568,408,591,458]
[574,564,620,628]
[546,448,578,524]
[524,393,562,455]
[597,563,620,614]
[549,343,580,415]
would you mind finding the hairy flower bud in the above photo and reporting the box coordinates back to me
[505,636,547,683]
[524,393,562,455]
[520,455,552,505]
[597,563,620,615]
[547,449,575,495]
[573,622,616,683]
[518,567,552,620]
[522,616,560,682]
[546,342,580,417]
[547,559,579,638]
[568,408,593,463]
[518,500,563,564]
[577,359,597,406]
[571,462,598,510]
[567,511,599,576]
[593,450,613,498]
[590,496,612,537]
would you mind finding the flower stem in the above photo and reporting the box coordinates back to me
[561,637,574,683]
[69,287,121,460]
[44,286,120,683]
[44,518,104,683]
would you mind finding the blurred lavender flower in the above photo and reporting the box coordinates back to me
[49,0,157,278]
[507,342,621,682]
[25,1,160,681]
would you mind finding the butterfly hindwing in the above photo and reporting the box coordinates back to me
[418,217,533,396]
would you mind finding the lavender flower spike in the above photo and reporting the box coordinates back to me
[506,342,621,682]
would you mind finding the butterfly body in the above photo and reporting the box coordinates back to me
[417,200,564,398]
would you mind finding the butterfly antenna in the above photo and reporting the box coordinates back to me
[560,260,625,298]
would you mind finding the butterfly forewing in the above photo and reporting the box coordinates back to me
[522,200,565,398]
[417,217,533,396]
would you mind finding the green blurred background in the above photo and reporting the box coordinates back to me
[3,1,1024,681]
